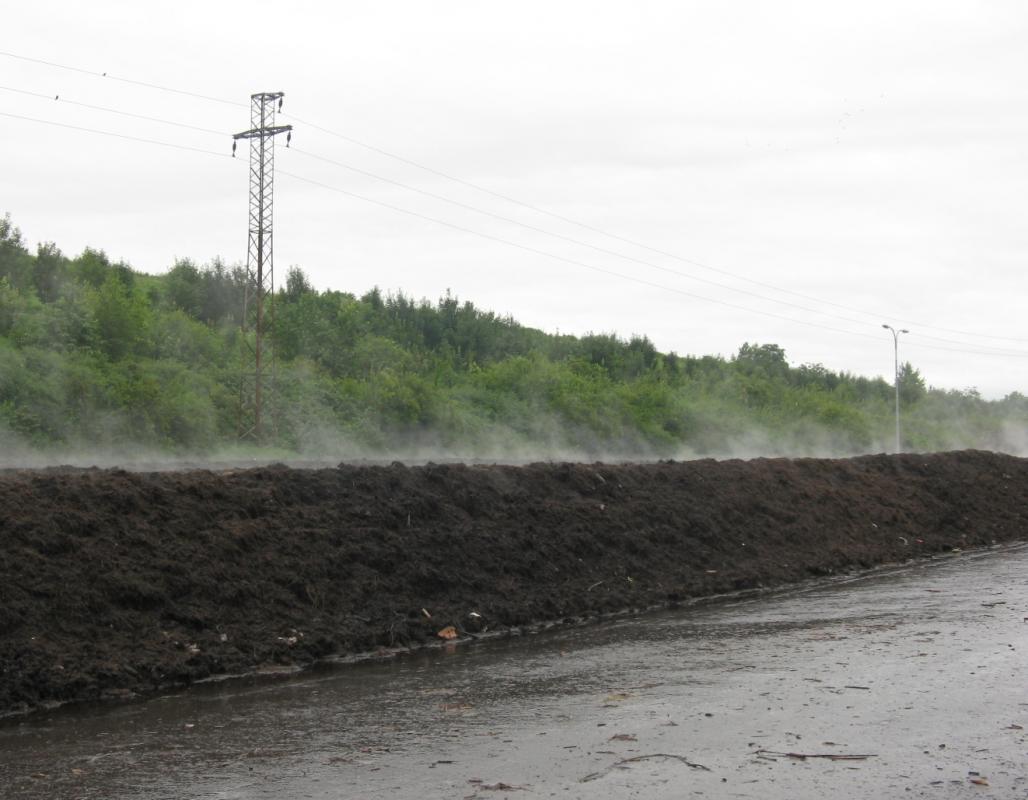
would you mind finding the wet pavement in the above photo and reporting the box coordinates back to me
[2,545,1026,799]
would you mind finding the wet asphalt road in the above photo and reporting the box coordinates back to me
[2,545,1026,799]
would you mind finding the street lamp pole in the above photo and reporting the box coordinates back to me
[882,324,909,453]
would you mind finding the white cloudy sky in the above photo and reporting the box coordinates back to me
[2,1,1026,397]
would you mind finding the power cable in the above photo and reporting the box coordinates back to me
[2,102,1023,361]
[0,85,228,136]
[277,168,1028,359]
[288,147,1028,357]
[0,95,888,339]
[276,168,879,339]
[0,78,919,341]
[0,50,245,108]
[2,48,1023,344]
[289,147,873,325]
[282,110,1028,345]
[0,110,232,158]
[5,83,1024,355]
[2,92,1022,359]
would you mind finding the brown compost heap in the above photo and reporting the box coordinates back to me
[1,450,1025,716]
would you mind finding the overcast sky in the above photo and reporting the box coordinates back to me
[2,1,1026,398]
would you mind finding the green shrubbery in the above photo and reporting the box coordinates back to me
[0,213,1025,458]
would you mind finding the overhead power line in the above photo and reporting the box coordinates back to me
[3,82,1024,354]
[282,109,1028,345]
[289,146,875,325]
[0,84,228,136]
[3,97,1024,360]
[0,73,881,333]
[277,168,1028,360]
[0,49,245,109]
[0,110,231,157]
[286,147,1028,358]
[276,169,882,340]
[7,82,874,333]
[1,48,1025,350]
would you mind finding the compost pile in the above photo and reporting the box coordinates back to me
[1,450,1025,716]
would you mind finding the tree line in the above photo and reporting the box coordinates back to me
[1,213,1024,457]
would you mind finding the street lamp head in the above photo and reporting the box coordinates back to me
[900,329,909,334]
[882,323,890,330]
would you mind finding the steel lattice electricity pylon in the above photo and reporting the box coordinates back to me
[233,91,291,442]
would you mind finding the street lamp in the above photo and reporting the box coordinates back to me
[882,324,909,453]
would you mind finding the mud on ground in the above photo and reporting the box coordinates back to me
[0,451,1025,716]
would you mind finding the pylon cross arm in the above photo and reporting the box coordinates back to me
[233,124,292,140]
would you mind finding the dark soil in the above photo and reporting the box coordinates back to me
[0,450,1025,716]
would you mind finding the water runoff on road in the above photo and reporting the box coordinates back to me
[2,544,1026,799]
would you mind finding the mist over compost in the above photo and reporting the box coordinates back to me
[1,450,1025,717]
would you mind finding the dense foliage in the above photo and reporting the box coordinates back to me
[1,214,1025,458]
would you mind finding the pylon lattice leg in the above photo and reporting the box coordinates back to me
[233,92,291,442]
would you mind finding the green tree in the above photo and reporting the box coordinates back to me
[735,342,788,378]
[73,247,112,289]
[0,215,33,292]
[283,265,313,302]
[90,273,151,360]
[164,259,203,317]
[33,242,65,303]
[898,362,926,404]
